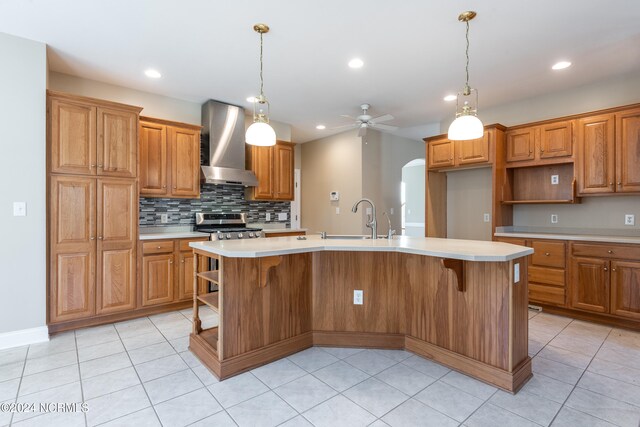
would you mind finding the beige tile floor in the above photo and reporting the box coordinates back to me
[1,308,639,426]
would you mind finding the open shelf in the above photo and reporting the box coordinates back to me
[501,163,581,205]
[198,327,218,351]
[197,291,219,311]
[197,270,219,284]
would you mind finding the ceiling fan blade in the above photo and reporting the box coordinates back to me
[357,126,367,137]
[371,123,399,131]
[340,114,358,120]
[328,123,358,131]
[370,114,394,124]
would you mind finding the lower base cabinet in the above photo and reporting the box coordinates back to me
[142,253,174,306]
[570,257,610,313]
[611,261,640,320]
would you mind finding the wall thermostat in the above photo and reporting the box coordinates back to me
[330,191,340,201]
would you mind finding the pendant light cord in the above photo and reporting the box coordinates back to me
[259,32,264,98]
[465,19,470,88]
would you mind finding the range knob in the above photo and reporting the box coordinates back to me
[226,233,232,239]
[249,232,255,238]
[217,232,225,240]
[255,231,262,238]
[238,233,244,238]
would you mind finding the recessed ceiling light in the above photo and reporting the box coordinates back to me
[552,61,572,70]
[316,125,326,130]
[348,58,364,69]
[144,69,162,78]
[246,96,258,103]
[444,94,457,102]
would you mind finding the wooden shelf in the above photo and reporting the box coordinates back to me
[198,327,218,351]
[197,291,219,311]
[197,270,219,284]
[502,199,577,205]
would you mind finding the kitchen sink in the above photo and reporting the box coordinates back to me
[322,235,371,240]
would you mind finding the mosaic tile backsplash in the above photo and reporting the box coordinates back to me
[139,184,291,227]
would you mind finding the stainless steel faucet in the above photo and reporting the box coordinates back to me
[383,212,396,239]
[351,198,377,239]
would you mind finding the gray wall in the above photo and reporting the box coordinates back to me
[0,33,47,334]
[441,70,640,232]
[446,168,493,240]
[402,163,425,236]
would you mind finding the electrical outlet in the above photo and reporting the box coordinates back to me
[514,263,520,283]
[353,290,363,305]
[625,214,635,226]
[13,202,26,217]
[278,212,287,221]
[551,175,559,185]
[160,213,168,223]
[265,213,271,221]
[551,214,558,224]
[483,213,490,223]
[336,207,340,215]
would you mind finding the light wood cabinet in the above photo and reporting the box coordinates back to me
[48,92,138,177]
[507,121,573,164]
[577,108,640,195]
[142,253,174,306]
[139,117,201,199]
[611,261,640,320]
[246,141,295,201]
[527,239,567,307]
[426,130,492,170]
[571,257,610,313]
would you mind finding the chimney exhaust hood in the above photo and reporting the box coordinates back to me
[201,100,259,186]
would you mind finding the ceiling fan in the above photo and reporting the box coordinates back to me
[331,104,399,137]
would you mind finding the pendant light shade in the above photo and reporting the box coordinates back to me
[447,11,484,141]
[246,23,276,146]
[246,121,276,146]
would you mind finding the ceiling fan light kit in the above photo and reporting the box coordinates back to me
[246,23,277,147]
[448,10,484,141]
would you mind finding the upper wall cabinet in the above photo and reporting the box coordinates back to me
[246,141,295,201]
[426,127,498,171]
[577,107,640,195]
[139,117,201,199]
[506,120,573,165]
[48,92,139,178]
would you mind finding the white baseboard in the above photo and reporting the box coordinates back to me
[0,326,49,350]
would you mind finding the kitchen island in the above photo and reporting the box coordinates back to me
[188,236,534,392]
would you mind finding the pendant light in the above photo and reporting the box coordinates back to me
[246,23,276,146]
[447,11,484,141]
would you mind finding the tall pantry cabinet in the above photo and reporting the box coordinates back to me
[47,91,142,325]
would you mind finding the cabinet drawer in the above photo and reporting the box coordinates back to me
[530,241,566,268]
[571,243,640,261]
[178,237,209,252]
[142,241,175,254]
[529,283,565,306]
[529,266,565,287]
[496,237,526,246]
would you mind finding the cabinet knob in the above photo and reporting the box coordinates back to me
[157,246,161,249]
[181,260,185,263]
[545,252,550,256]
[612,268,616,272]
[604,267,608,271]
[173,187,177,189]
[90,164,96,168]
[608,250,613,254]
[609,182,614,186]
[98,164,103,168]
[90,236,95,240]
[162,185,166,188]
[98,236,103,240]
[169,260,173,264]
[618,182,622,186]
[540,148,544,153]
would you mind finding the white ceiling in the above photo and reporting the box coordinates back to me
[1,0,640,142]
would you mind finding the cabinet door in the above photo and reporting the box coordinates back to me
[49,176,96,322]
[142,254,174,306]
[616,108,640,193]
[97,108,137,178]
[177,251,197,301]
[274,143,294,200]
[577,114,615,194]
[570,257,609,313]
[50,98,97,175]
[170,127,200,198]
[427,137,454,169]
[506,128,535,162]
[456,132,490,166]
[251,146,275,199]
[140,122,168,196]
[540,121,573,159]
[611,261,640,320]
[96,179,137,314]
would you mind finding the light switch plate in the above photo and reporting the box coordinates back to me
[353,290,363,305]
[160,213,168,223]
[278,213,287,221]
[13,202,26,217]
[625,214,635,226]
[551,214,558,224]
[329,191,340,201]
[514,263,520,283]
[265,213,271,221]
[551,175,559,185]
[483,213,490,222]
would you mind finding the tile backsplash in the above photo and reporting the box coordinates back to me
[139,184,291,227]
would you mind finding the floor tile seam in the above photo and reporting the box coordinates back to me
[112,319,163,427]
[224,388,300,423]
[72,329,89,427]
[545,326,614,426]
[584,363,640,389]
[561,401,635,427]
[487,389,563,426]
[316,346,365,359]
[285,352,341,374]
[141,368,204,405]
[308,364,372,393]
[80,365,142,400]
[372,367,439,398]
[130,347,180,367]
[91,406,154,427]
[210,383,273,411]
[574,382,640,409]
[17,374,81,399]
[458,390,500,425]
[540,343,598,363]
[408,391,482,425]
[320,391,379,422]
[398,359,451,380]
[271,380,338,415]
[199,382,241,427]
[75,337,122,351]
[534,352,593,371]
[146,315,190,354]
[8,344,30,426]
[341,352,401,376]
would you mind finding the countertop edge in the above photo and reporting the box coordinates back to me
[139,232,210,241]
[495,231,640,245]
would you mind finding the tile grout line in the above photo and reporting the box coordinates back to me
[8,345,30,426]
[72,329,89,427]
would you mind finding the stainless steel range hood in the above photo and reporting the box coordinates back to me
[201,100,258,186]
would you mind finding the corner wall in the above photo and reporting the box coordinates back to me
[0,33,48,342]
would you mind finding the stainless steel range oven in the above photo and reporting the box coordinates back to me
[194,212,263,241]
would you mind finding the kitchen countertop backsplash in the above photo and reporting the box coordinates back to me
[139,184,291,228]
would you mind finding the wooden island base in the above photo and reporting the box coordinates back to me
[189,250,531,393]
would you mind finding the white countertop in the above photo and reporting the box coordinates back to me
[495,227,640,245]
[262,228,307,234]
[190,235,533,262]
[139,231,210,240]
